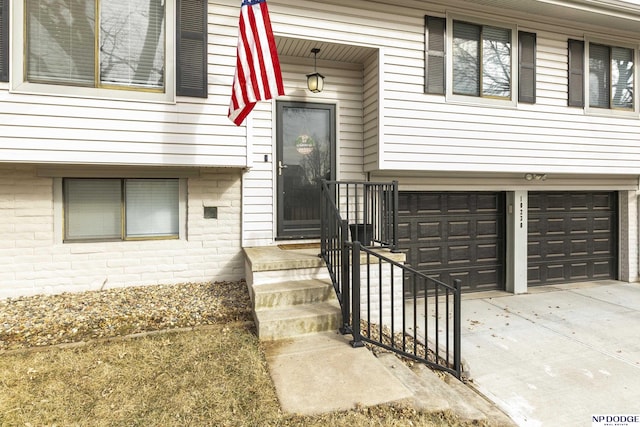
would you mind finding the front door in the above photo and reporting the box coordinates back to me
[276,101,336,239]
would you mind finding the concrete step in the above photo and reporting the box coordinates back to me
[255,300,342,341]
[248,264,331,286]
[377,352,516,426]
[253,279,334,311]
[244,246,330,286]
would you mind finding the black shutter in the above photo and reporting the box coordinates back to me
[176,0,208,97]
[518,31,536,104]
[0,0,8,82]
[425,16,446,95]
[568,39,584,107]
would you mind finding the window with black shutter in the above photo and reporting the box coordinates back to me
[518,31,536,104]
[177,0,208,98]
[426,15,535,104]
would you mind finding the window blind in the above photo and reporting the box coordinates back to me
[589,43,610,108]
[125,179,179,237]
[611,46,633,109]
[453,21,480,96]
[100,0,165,89]
[65,179,122,240]
[26,0,95,85]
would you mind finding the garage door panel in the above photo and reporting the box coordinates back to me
[547,218,566,234]
[545,240,567,258]
[477,193,501,211]
[594,260,615,278]
[399,192,505,293]
[545,264,566,281]
[569,217,588,234]
[570,194,589,210]
[569,263,588,279]
[570,240,588,256]
[448,194,475,213]
[528,266,541,283]
[422,221,442,238]
[449,245,472,263]
[593,193,615,209]
[594,217,612,232]
[448,221,472,239]
[546,194,567,210]
[528,241,541,259]
[418,247,443,268]
[477,220,499,238]
[416,193,442,214]
[477,243,499,262]
[528,218,541,235]
[425,269,501,293]
[593,238,613,255]
[528,191,617,286]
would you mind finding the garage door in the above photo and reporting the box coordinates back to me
[528,192,617,286]
[398,192,506,293]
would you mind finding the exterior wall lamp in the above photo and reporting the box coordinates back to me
[306,48,325,93]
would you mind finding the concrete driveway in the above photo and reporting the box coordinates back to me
[460,280,640,426]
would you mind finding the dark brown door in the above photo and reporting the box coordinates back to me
[528,191,617,286]
[398,192,506,293]
[276,101,336,239]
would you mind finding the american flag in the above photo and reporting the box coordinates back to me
[228,0,285,126]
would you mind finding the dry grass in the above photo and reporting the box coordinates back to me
[0,322,478,427]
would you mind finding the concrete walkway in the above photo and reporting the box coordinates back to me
[264,330,515,424]
[459,280,640,426]
[263,331,413,415]
[263,278,640,426]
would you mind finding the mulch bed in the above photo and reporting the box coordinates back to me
[0,281,252,351]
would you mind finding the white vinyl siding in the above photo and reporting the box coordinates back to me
[242,55,367,245]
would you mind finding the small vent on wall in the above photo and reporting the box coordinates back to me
[204,207,218,219]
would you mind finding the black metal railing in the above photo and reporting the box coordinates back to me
[320,179,462,378]
[322,180,398,251]
[319,181,351,331]
[350,243,462,378]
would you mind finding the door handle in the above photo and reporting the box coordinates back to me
[278,160,288,176]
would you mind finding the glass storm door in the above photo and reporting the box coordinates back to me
[276,101,336,239]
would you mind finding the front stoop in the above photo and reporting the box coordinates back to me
[244,247,342,341]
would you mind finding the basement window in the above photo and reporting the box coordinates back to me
[63,178,180,241]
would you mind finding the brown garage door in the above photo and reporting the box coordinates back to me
[398,192,506,293]
[528,191,617,286]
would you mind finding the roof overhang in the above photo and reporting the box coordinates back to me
[453,0,640,33]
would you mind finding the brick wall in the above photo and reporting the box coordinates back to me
[0,165,245,299]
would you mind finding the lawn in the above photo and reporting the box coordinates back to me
[0,282,481,426]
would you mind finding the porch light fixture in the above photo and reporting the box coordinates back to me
[306,48,325,93]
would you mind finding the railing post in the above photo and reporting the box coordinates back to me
[350,241,364,348]
[339,220,351,335]
[320,180,326,257]
[392,180,399,252]
[453,278,462,379]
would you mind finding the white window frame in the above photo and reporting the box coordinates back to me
[446,14,518,108]
[10,0,176,103]
[57,177,187,243]
[584,36,638,117]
